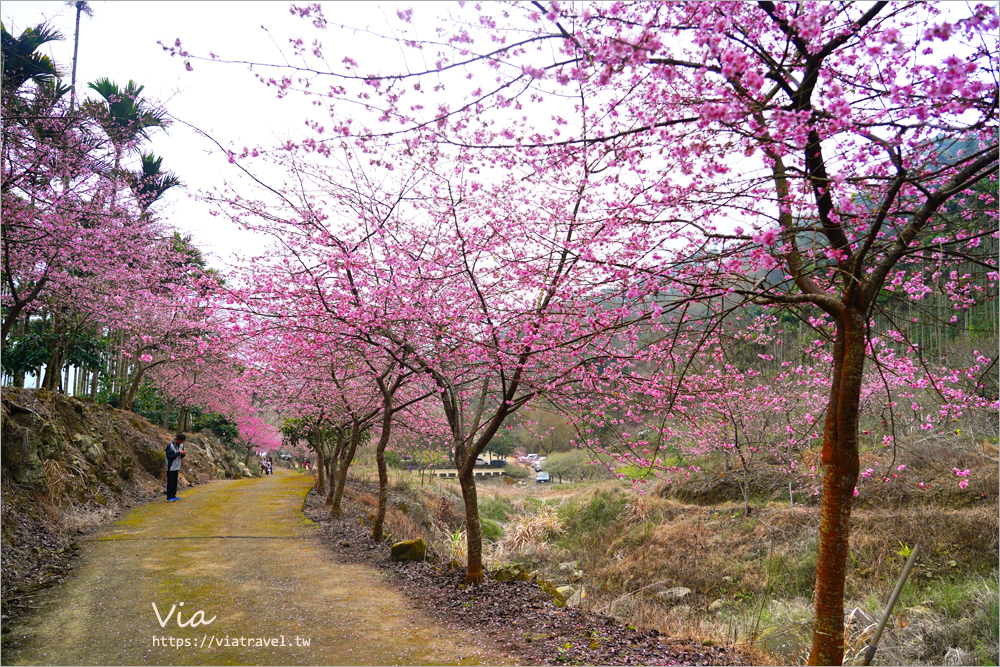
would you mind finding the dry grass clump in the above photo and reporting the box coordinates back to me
[846,505,999,596]
[625,495,654,525]
[343,485,378,512]
[493,506,564,561]
[383,507,427,543]
[60,504,117,533]
[590,500,820,601]
[42,459,84,507]
[385,507,430,543]
[417,486,465,530]
[573,491,997,665]
[341,485,429,544]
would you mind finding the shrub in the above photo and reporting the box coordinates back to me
[384,450,404,469]
[545,449,615,483]
[479,496,515,522]
[503,463,529,479]
[617,464,657,481]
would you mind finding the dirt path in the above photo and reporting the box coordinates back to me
[5,470,507,666]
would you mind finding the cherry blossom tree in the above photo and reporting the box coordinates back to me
[176,3,997,660]
[233,413,280,465]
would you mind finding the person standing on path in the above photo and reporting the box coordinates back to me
[165,433,186,501]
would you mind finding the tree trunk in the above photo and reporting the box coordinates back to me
[41,351,58,390]
[70,1,83,111]
[120,365,144,411]
[314,442,326,495]
[809,305,865,666]
[326,429,345,506]
[330,423,360,517]
[162,399,172,430]
[325,453,336,502]
[741,462,752,517]
[458,466,485,584]
[371,394,393,541]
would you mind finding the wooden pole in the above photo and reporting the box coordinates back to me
[861,544,920,666]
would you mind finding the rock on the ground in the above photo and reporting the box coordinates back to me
[493,563,530,582]
[567,586,586,608]
[708,599,726,613]
[653,586,692,604]
[538,580,566,607]
[558,560,579,573]
[390,538,426,562]
[72,435,105,465]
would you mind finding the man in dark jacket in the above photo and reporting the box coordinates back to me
[165,433,186,501]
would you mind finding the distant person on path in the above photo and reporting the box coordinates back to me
[165,434,186,502]
[268,457,274,475]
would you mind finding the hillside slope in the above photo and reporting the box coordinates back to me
[0,387,245,626]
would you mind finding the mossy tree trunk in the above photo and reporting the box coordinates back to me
[330,421,361,517]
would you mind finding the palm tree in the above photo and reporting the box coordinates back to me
[84,78,169,171]
[128,152,182,211]
[66,1,94,111]
[1,22,64,94]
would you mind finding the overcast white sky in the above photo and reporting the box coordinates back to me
[3,1,419,268]
[3,2,981,270]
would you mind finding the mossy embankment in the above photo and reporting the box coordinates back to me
[1,387,244,627]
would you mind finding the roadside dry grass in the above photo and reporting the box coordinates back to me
[346,441,997,664]
[470,454,998,665]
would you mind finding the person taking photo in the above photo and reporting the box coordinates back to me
[165,433,186,502]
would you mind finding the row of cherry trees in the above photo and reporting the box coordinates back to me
[177,3,998,664]
[1,19,276,456]
[2,2,983,664]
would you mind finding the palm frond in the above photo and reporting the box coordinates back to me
[1,22,65,91]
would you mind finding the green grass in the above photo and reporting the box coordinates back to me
[763,541,818,599]
[481,518,503,542]
[900,575,997,619]
[479,496,515,523]
[557,490,628,541]
[616,464,656,481]
[524,497,544,510]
